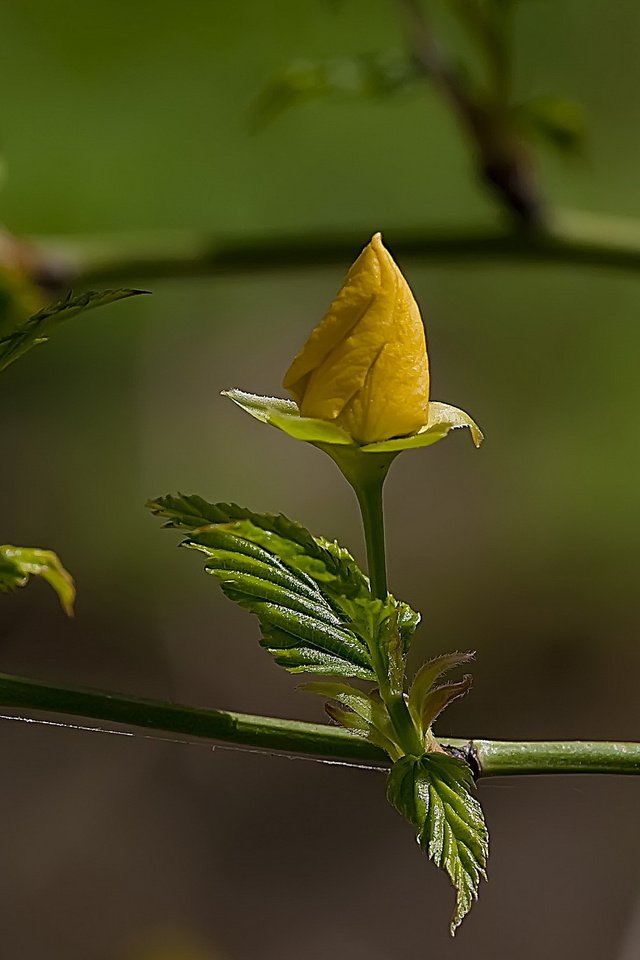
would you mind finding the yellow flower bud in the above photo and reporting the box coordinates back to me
[283,233,430,444]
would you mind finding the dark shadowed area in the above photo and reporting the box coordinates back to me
[0,2,639,958]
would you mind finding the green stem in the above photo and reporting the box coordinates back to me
[473,739,640,777]
[354,473,388,601]
[0,672,384,763]
[324,447,424,756]
[0,673,638,776]
[353,470,425,755]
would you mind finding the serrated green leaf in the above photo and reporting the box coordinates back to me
[408,651,475,729]
[0,544,75,615]
[387,752,488,934]
[148,494,379,679]
[148,494,421,675]
[148,493,369,600]
[0,287,149,372]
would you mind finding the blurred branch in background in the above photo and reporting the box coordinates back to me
[16,209,640,295]
[0,1,631,304]
[396,0,545,226]
[1,672,639,777]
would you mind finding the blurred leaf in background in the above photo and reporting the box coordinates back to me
[253,50,419,128]
[514,95,587,156]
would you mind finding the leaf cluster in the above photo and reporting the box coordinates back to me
[149,492,487,931]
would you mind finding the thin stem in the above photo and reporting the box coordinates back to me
[330,450,425,757]
[354,475,388,601]
[0,673,639,776]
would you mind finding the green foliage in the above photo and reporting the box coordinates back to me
[149,494,485,930]
[387,751,488,934]
[0,544,75,615]
[0,287,148,372]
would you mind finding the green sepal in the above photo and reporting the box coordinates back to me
[0,288,149,372]
[360,402,484,452]
[0,544,75,615]
[386,752,488,934]
[222,389,353,445]
[224,390,483,452]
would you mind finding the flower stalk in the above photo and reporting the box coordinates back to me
[322,444,425,758]
[354,474,388,601]
[352,475,424,757]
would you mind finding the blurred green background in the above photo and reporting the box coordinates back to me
[1,1,639,957]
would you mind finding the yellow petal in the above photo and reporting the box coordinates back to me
[283,233,429,443]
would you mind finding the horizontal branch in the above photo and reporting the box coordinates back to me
[472,738,640,777]
[0,672,386,764]
[1,673,639,777]
[26,209,640,289]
